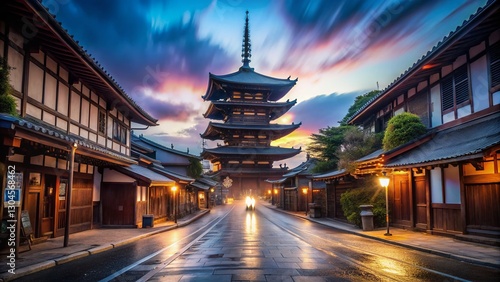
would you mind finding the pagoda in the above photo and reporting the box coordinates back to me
[201,11,301,198]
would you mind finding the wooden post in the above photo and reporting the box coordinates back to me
[64,143,77,247]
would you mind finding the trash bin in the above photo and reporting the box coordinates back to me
[360,205,374,231]
[142,214,154,228]
[309,203,321,218]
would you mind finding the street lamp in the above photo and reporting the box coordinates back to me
[273,188,278,205]
[302,187,308,216]
[171,186,177,223]
[210,188,215,208]
[379,173,391,236]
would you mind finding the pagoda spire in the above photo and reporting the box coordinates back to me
[241,11,253,71]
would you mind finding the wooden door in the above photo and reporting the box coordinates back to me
[392,174,411,227]
[41,175,56,237]
[102,183,135,226]
[413,175,427,230]
[26,191,40,238]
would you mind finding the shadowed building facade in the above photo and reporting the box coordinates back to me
[201,12,300,199]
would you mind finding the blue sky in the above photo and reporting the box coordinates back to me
[47,0,488,167]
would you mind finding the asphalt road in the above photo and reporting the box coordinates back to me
[14,200,500,281]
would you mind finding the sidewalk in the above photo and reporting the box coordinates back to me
[0,209,210,282]
[261,201,500,270]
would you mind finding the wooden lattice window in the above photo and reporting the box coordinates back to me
[490,42,500,89]
[441,65,469,112]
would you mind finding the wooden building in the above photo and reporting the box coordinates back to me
[347,1,500,238]
[310,169,353,221]
[201,12,300,198]
[0,0,157,244]
[131,134,215,218]
[267,157,323,213]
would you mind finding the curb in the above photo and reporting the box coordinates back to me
[263,204,500,270]
[0,209,210,282]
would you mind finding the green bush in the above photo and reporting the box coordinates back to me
[340,178,386,228]
[0,94,16,114]
[0,56,17,115]
[382,112,426,151]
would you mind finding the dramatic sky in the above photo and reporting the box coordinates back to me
[47,0,487,168]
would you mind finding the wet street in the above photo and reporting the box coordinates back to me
[15,200,500,281]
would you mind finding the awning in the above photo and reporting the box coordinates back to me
[189,181,210,190]
[120,164,175,186]
[310,169,348,181]
[385,113,500,168]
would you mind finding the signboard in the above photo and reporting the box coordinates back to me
[21,210,33,238]
[222,176,233,188]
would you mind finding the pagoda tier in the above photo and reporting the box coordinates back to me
[201,146,300,163]
[200,122,301,146]
[202,69,297,102]
[203,99,297,122]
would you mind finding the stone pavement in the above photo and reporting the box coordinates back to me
[0,209,210,281]
[261,201,500,270]
[1,202,499,281]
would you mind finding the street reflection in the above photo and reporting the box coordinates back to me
[245,211,258,235]
[374,257,406,276]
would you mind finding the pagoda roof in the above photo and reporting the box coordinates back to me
[201,146,300,161]
[203,68,297,101]
[201,122,301,140]
[203,99,297,120]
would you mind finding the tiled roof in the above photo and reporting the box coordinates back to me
[197,176,218,187]
[133,134,201,159]
[150,166,194,183]
[189,180,210,190]
[356,149,384,163]
[282,158,318,177]
[203,68,297,101]
[120,164,175,186]
[310,169,348,180]
[385,113,500,168]
[202,146,301,156]
[211,68,296,87]
[201,122,301,140]
[203,100,297,121]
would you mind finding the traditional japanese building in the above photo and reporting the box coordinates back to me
[201,12,300,199]
[0,0,158,243]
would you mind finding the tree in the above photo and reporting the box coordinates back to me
[0,56,17,115]
[339,90,380,125]
[382,112,427,151]
[187,158,203,179]
[307,125,352,173]
[307,90,382,174]
[337,127,382,173]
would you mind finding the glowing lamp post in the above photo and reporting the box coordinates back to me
[171,186,177,223]
[273,188,278,205]
[379,173,391,236]
[302,187,308,216]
